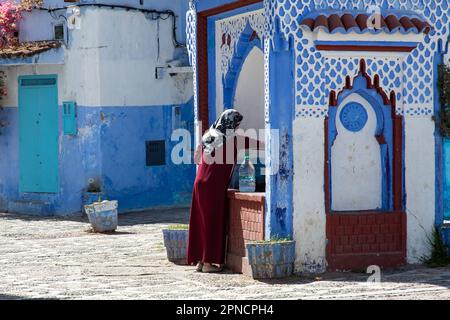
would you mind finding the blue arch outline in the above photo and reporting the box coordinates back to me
[328,73,394,211]
[205,2,264,126]
[223,23,263,109]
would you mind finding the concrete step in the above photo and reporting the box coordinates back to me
[8,199,53,216]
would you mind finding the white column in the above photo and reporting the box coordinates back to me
[404,116,436,263]
[292,117,327,273]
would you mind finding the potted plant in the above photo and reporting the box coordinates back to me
[84,199,118,233]
[246,238,295,279]
[162,225,189,264]
[82,178,104,207]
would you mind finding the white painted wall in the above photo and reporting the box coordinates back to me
[291,99,437,269]
[4,6,193,108]
[405,116,436,263]
[293,117,327,273]
[20,0,189,44]
[234,46,265,131]
[331,93,382,211]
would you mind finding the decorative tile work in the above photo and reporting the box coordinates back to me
[187,0,449,119]
[264,38,271,124]
[265,0,450,118]
[319,56,404,117]
[299,12,432,35]
[217,9,265,77]
[186,3,199,124]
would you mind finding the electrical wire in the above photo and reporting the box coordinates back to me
[37,3,185,48]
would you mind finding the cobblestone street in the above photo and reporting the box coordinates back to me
[0,209,450,300]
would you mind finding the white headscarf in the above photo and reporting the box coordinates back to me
[202,109,243,155]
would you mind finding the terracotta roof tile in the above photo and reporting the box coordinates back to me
[0,41,61,59]
[300,12,431,34]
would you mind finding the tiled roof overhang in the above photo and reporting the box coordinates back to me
[300,12,431,35]
[0,41,61,59]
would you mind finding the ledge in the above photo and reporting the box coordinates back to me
[327,210,406,215]
[0,43,64,66]
[442,221,450,228]
[227,189,265,202]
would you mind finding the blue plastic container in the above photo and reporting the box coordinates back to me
[84,200,118,233]
[246,241,296,279]
[162,229,189,264]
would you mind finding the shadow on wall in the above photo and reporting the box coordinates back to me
[99,99,196,213]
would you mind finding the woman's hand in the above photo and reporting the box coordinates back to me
[194,144,202,164]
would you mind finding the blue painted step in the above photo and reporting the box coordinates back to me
[8,199,53,216]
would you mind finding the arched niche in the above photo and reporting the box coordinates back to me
[233,46,265,131]
[331,92,384,211]
[223,23,264,132]
[327,63,397,212]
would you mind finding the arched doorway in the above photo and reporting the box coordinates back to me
[234,46,265,132]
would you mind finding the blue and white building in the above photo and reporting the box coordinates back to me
[0,0,195,215]
[187,0,450,272]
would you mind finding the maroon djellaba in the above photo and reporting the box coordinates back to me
[187,109,263,273]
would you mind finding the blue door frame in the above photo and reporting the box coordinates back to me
[18,75,59,193]
[443,139,450,220]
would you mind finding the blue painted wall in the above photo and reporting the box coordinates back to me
[433,41,450,249]
[197,0,246,12]
[0,107,99,215]
[100,103,195,212]
[0,100,195,216]
[265,42,294,240]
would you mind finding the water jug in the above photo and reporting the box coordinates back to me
[239,152,256,192]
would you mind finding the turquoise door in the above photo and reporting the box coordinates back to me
[18,75,59,193]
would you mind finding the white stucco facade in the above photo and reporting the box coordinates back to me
[0,1,196,216]
[292,111,438,270]
[3,4,193,108]
[293,117,327,273]
[405,116,436,263]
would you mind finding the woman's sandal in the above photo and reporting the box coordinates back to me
[196,262,204,272]
[201,264,223,273]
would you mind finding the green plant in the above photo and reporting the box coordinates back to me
[421,226,450,268]
[166,224,189,230]
[438,64,450,138]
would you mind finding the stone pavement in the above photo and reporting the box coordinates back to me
[0,208,450,300]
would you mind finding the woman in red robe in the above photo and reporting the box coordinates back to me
[187,109,262,273]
